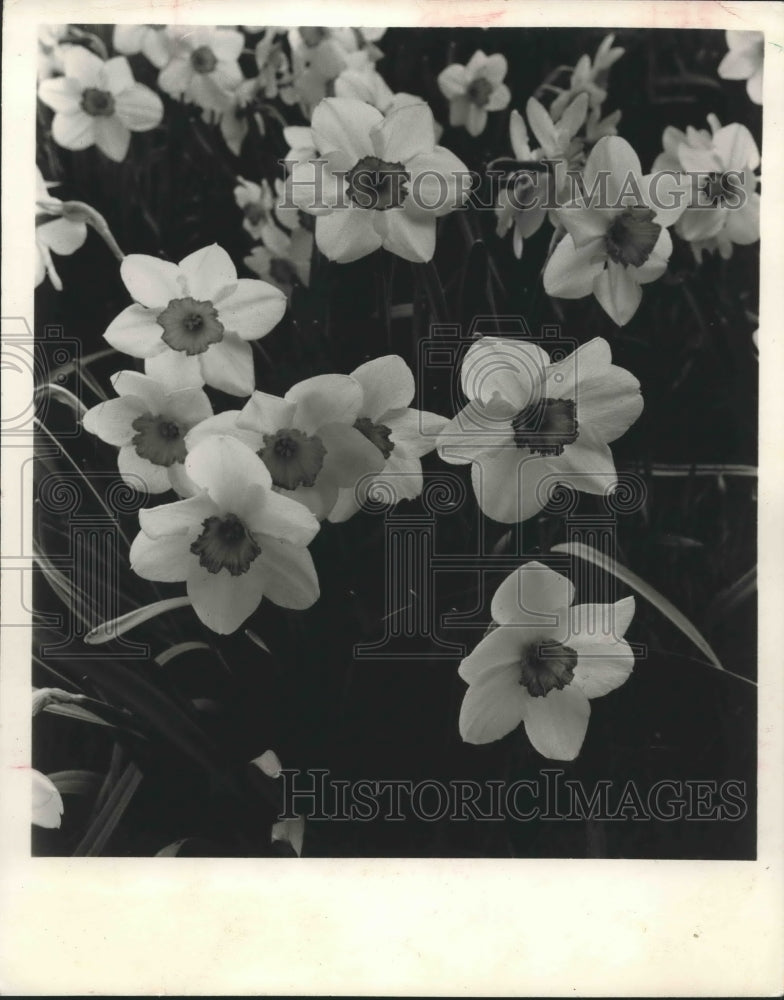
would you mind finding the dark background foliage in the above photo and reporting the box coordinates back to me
[34,26,757,858]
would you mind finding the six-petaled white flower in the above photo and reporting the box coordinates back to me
[290,98,470,263]
[458,560,635,759]
[103,244,287,397]
[671,122,760,262]
[38,48,163,162]
[82,371,212,496]
[328,355,448,522]
[157,27,244,113]
[438,50,511,137]
[544,135,687,326]
[718,30,763,105]
[130,435,321,634]
[437,337,643,524]
[186,374,386,520]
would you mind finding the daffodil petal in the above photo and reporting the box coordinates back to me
[492,560,575,627]
[521,686,590,760]
[121,255,183,309]
[82,396,147,446]
[185,435,272,508]
[257,536,319,609]
[179,244,237,301]
[571,638,635,699]
[103,304,165,358]
[315,206,383,263]
[217,278,286,340]
[459,663,527,744]
[286,374,362,434]
[187,558,266,634]
[199,334,255,397]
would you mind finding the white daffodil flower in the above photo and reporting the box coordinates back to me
[186,374,386,520]
[38,48,163,162]
[130,435,321,634]
[32,769,64,828]
[543,136,687,326]
[287,27,384,117]
[718,30,763,105]
[103,244,287,397]
[328,355,448,522]
[157,27,244,113]
[458,560,635,760]
[549,33,624,121]
[82,371,212,496]
[290,98,470,263]
[673,123,760,261]
[437,50,511,136]
[437,337,643,524]
[35,168,87,290]
[495,95,588,259]
[112,25,173,69]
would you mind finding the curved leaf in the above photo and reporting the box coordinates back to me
[551,541,724,670]
[85,597,192,645]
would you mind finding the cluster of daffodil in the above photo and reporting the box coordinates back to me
[34,26,763,788]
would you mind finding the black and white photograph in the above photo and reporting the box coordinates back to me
[2,1,782,995]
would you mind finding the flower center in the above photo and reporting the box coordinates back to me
[156,296,225,356]
[519,641,578,697]
[354,417,394,459]
[605,206,661,267]
[512,398,579,457]
[190,513,261,576]
[346,156,410,211]
[190,45,218,74]
[466,77,495,108]
[80,88,116,117]
[259,428,327,490]
[131,414,187,467]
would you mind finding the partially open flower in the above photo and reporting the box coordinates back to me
[186,374,386,520]
[458,560,636,759]
[130,435,321,634]
[495,95,588,259]
[103,244,287,397]
[83,371,212,496]
[290,98,470,263]
[718,30,763,105]
[38,48,163,162]
[157,27,244,113]
[437,337,643,523]
[35,168,87,290]
[544,136,687,326]
[438,50,511,136]
[328,355,447,521]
